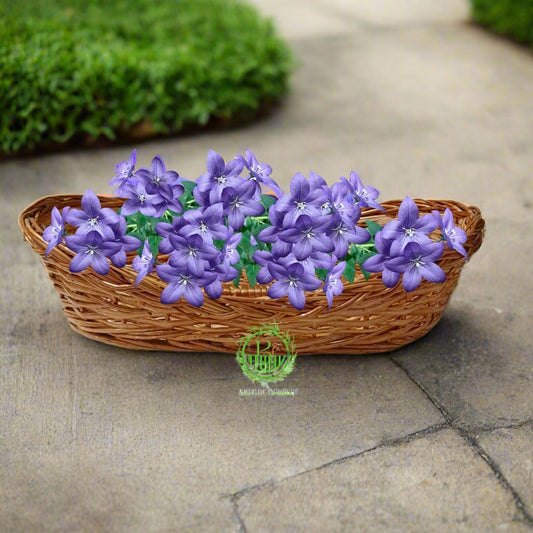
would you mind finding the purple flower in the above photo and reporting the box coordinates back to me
[267,262,322,310]
[43,206,70,256]
[279,214,334,260]
[120,181,168,217]
[109,149,136,196]
[328,213,369,259]
[253,250,277,284]
[65,230,122,275]
[382,196,438,254]
[300,251,334,276]
[342,171,383,211]
[182,204,229,244]
[386,241,446,292]
[330,181,359,223]
[156,216,190,254]
[323,261,346,308]
[362,232,401,288]
[257,203,293,257]
[276,172,328,226]
[218,232,242,282]
[132,240,155,287]
[108,216,142,268]
[221,184,264,230]
[135,155,180,199]
[309,171,331,212]
[433,208,468,259]
[237,149,281,196]
[195,150,244,204]
[167,233,220,276]
[156,261,216,307]
[65,189,119,237]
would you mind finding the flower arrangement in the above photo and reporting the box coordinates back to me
[43,149,468,311]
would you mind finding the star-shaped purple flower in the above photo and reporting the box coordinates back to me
[156,261,216,307]
[433,208,468,259]
[109,149,136,196]
[195,150,244,204]
[167,233,220,276]
[221,184,264,230]
[65,189,119,237]
[107,216,142,268]
[65,230,122,275]
[323,261,346,309]
[267,262,322,310]
[156,216,190,254]
[276,172,329,226]
[182,204,229,244]
[132,240,155,287]
[362,231,401,288]
[135,155,180,200]
[386,241,445,292]
[217,232,242,282]
[120,181,168,218]
[237,149,281,196]
[341,171,383,211]
[382,196,438,254]
[328,213,369,259]
[279,214,334,261]
[43,206,70,256]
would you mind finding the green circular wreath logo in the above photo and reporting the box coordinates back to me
[236,323,296,384]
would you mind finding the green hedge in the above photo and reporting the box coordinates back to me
[470,0,533,46]
[0,0,293,155]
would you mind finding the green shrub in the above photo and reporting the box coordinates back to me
[0,0,293,155]
[470,0,533,46]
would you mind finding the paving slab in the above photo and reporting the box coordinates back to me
[1,450,239,532]
[237,428,529,532]
[476,422,533,517]
[393,303,533,432]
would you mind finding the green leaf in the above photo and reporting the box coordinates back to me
[260,194,277,211]
[315,268,328,281]
[181,180,196,194]
[147,234,161,257]
[232,271,242,288]
[344,258,356,283]
[245,263,260,287]
[365,220,382,238]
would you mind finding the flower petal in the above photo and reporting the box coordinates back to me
[69,252,92,273]
[90,253,110,275]
[184,284,204,307]
[206,150,225,176]
[81,189,101,217]
[421,262,446,283]
[402,267,422,292]
[287,286,306,310]
[268,280,289,299]
[161,282,185,304]
[398,196,419,227]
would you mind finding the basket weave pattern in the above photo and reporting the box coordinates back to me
[19,195,484,354]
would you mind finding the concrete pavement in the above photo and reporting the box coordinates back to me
[1,0,532,530]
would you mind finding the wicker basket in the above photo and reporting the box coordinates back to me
[19,195,484,355]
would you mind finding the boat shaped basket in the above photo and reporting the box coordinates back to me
[19,195,484,355]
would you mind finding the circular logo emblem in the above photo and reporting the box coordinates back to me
[236,323,296,384]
